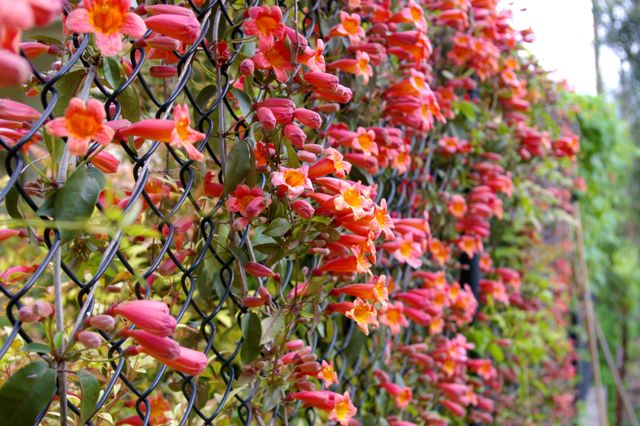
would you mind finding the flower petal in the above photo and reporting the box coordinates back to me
[65,9,93,34]
[123,12,147,38]
[94,33,123,56]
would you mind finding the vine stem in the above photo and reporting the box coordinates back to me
[53,64,96,426]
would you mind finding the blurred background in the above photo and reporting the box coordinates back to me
[509,1,640,424]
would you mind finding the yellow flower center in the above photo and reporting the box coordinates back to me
[357,133,373,151]
[398,389,411,406]
[284,169,306,187]
[410,5,422,21]
[399,241,413,258]
[176,118,191,142]
[335,399,351,421]
[352,304,371,324]
[66,110,101,139]
[88,0,126,35]
[342,187,362,208]
[321,365,335,381]
[256,16,281,35]
[342,17,359,35]
[385,308,401,325]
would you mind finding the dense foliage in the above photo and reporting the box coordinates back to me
[0,0,586,424]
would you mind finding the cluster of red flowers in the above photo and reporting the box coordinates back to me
[0,0,580,423]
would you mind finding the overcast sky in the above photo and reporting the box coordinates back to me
[508,0,620,95]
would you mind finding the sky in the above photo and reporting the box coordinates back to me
[508,0,620,95]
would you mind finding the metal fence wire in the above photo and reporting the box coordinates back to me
[0,0,491,425]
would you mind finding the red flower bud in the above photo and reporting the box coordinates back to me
[90,151,120,174]
[149,65,178,78]
[245,262,281,282]
[240,59,255,76]
[257,107,276,131]
[88,314,116,331]
[78,331,102,349]
[292,199,315,219]
[294,108,322,130]
[284,124,306,147]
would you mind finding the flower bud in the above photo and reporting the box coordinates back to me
[315,103,340,113]
[0,51,31,88]
[284,124,306,147]
[245,262,281,282]
[90,151,120,174]
[292,199,315,219]
[257,286,272,302]
[144,14,200,44]
[32,300,54,318]
[297,381,316,391]
[257,107,276,131]
[120,329,180,360]
[149,65,178,78]
[285,339,305,351]
[242,296,267,308]
[145,36,181,51]
[18,306,39,323]
[294,109,322,130]
[89,314,116,331]
[240,59,255,76]
[303,72,339,90]
[296,361,320,374]
[297,150,316,163]
[108,300,176,337]
[78,331,102,349]
[303,143,324,154]
[0,99,40,121]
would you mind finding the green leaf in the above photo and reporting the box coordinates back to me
[53,330,64,350]
[487,342,504,363]
[0,361,56,426]
[54,167,105,240]
[78,370,100,424]
[102,57,124,89]
[6,187,23,220]
[22,342,50,354]
[223,139,253,195]
[229,88,253,117]
[260,310,285,345]
[240,312,262,364]
[52,69,87,117]
[264,218,291,238]
[119,84,141,123]
[454,100,478,122]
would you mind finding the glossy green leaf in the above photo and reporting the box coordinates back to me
[264,218,291,238]
[52,69,87,117]
[78,369,100,424]
[119,84,141,123]
[54,167,105,240]
[240,312,262,364]
[223,139,253,195]
[229,88,253,117]
[22,342,50,354]
[102,57,124,89]
[0,361,56,426]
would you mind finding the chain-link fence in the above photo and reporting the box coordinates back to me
[0,0,583,424]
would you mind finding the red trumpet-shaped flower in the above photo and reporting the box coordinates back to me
[107,300,176,336]
[45,98,114,156]
[226,185,271,220]
[243,6,285,51]
[66,0,146,56]
[120,329,180,360]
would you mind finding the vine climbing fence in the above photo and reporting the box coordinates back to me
[0,0,580,425]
